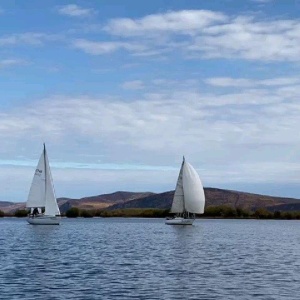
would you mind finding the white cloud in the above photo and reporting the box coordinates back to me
[251,0,273,3]
[193,17,300,61]
[0,59,27,68]
[205,77,300,88]
[205,77,254,88]
[0,32,60,46]
[81,10,300,61]
[121,80,144,90]
[1,77,300,158]
[260,77,300,86]
[73,39,146,55]
[57,4,95,17]
[104,10,227,36]
[2,75,300,199]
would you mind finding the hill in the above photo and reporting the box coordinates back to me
[107,188,300,211]
[58,191,153,213]
[107,191,173,210]
[0,188,299,214]
[0,191,153,214]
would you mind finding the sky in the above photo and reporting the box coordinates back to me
[1,0,300,201]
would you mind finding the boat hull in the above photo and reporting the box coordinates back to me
[27,215,60,225]
[165,217,194,225]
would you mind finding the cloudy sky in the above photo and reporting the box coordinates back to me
[1,0,300,201]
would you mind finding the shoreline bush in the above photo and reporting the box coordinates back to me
[13,205,300,220]
[14,209,28,217]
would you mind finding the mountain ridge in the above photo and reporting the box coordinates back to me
[0,188,299,214]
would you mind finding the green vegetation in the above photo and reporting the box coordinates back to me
[204,205,249,218]
[203,205,237,218]
[47,205,300,220]
[65,207,80,218]
[0,209,4,217]
[14,209,28,217]
[71,206,296,219]
[203,205,300,219]
[64,207,169,218]
[95,208,169,218]
[80,209,93,218]
[253,208,273,219]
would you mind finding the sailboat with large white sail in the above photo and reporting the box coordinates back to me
[165,157,205,225]
[26,144,61,225]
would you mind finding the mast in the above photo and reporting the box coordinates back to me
[43,143,47,205]
[182,156,186,215]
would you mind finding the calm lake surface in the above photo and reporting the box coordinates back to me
[0,218,300,300]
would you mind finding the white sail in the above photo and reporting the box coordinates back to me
[183,161,205,214]
[26,152,46,208]
[26,145,60,217]
[170,160,185,213]
[44,149,60,216]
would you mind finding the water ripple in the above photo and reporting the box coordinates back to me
[0,218,300,299]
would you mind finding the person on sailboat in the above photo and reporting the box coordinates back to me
[32,207,39,217]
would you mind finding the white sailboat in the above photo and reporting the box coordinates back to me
[165,157,205,225]
[26,144,61,225]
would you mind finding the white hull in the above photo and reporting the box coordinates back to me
[165,217,194,225]
[27,215,60,225]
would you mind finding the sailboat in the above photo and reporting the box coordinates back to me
[26,144,61,225]
[165,157,205,225]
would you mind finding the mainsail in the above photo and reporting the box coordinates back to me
[26,151,46,208]
[170,159,185,213]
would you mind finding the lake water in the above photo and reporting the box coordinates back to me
[0,218,300,300]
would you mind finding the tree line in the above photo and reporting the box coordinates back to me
[1,205,300,219]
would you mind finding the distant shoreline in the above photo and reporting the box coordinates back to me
[1,206,300,220]
[1,188,300,218]
[1,216,300,221]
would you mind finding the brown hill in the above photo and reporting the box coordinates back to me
[107,191,173,210]
[60,191,153,213]
[0,202,26,213]
[0,191,153,214]
[107,188,300,211]
[0,201,14,207]
[0,188,299,214]
[204,188,299,210]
